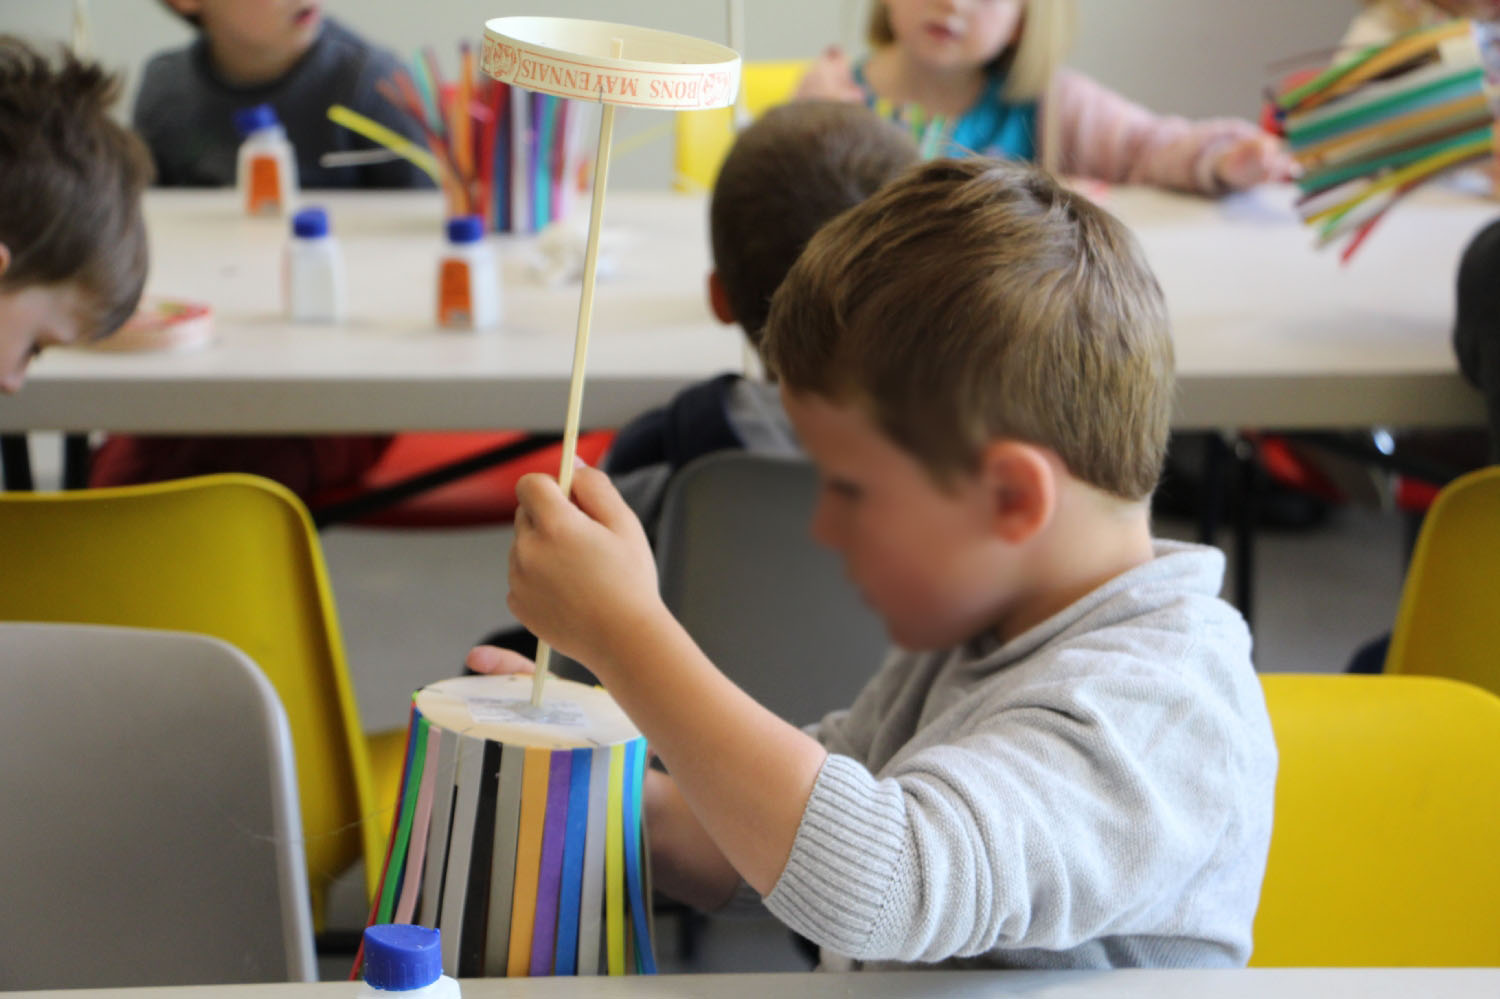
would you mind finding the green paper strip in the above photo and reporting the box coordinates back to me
[378,715,429,923]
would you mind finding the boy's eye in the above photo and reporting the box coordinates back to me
[824,478,863,501]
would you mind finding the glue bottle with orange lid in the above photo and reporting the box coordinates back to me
[436,215,501,331]
[234,103,297,218]
[356,924,459,999]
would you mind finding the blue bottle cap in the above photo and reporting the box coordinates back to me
[446,215,484,244]
[292,208,329,238]
[232,103,281,137]
[363,924,442,991]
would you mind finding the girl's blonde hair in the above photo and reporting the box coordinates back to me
[866,0,1078,101]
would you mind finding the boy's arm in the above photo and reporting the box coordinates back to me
[1046,69,1293,194]
[643,769,744,911]
[506,465,828,897]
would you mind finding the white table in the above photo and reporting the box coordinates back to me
[8,968,1500,998]
[0,184,1489,435]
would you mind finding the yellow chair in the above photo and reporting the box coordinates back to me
[0,474,408,927]
[1384,465,1500,698]
[673,60,808,193]
[1253,673,1500,966]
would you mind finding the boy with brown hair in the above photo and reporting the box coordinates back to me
[0,37,151,393]
[472,158,1277,969]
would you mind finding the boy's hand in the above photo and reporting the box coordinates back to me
[1213,133,1298,191]
[507,463,665,675]
[795,45,864,103]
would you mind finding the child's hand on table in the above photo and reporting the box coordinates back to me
[498,463,666,677]
[1214,133,1299,191]
[795,45,865,103]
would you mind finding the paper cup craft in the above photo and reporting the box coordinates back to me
[1274,17,1500,260]
[479,17,740,706]
[366,674,654,978]
[78,297,213,352]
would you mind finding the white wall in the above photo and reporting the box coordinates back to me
[3,0,1360,187]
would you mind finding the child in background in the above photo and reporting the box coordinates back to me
[472,158,1278,969]
[90,0,429,500]
[1345,0,1500,47]
[135,0,428,188]
[473,100,920,664]
[799,0,1292,195]
[604,101,921,534]
[0,37,152,393]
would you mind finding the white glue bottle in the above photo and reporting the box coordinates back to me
[356,924,460,999]
[285,207,347,323]
[234,103,297,217]
[436,215,501,331]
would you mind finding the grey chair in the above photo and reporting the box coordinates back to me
[654,451,890,727]
[0,623,317,988]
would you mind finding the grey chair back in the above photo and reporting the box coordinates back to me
[654,452,890,727]
[0,622,316,988]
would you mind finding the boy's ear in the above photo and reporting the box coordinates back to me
[0,242,9,281]
[981,441,1056,545]
[707,270,736,325]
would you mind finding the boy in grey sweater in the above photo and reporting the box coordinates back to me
[470,158,1278,969]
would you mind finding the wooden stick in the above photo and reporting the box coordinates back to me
[532,38,625,706]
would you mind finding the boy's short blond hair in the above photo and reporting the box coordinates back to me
[762,157,1173,501]
[711,101,919,347]
[867,0,1077,102]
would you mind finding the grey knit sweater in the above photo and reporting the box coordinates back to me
[757,540,1277,969]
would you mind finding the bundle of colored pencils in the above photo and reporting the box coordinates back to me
[1274,18,1498,261]
[334,43,596,233]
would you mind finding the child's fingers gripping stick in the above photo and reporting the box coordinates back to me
[568,462,650,543]
[507,465,665,673]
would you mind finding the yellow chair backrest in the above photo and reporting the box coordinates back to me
[1385,465,1500,698]
[674,60,808,193]
[1253,673,1500,966]
[0,475,382,925]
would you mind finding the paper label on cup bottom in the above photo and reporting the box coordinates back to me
[464,696,588,728]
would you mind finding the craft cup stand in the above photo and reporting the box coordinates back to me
[362,17,739,979]
[364,675,653,977]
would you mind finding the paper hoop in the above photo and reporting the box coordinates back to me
[482,16,741,111]
[415,674,642,751]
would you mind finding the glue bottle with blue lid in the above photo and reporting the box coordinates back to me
[285,206,347,323]
[436,215,501,331]
[234,103,297,217]
[356,924,460,998]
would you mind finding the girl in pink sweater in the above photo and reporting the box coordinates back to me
[798,0,1293,195]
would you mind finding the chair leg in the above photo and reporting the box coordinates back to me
[2,434,33,491]
[1232,434,1261,629]
[62,434,91,490]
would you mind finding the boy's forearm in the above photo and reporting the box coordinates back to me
[643,770,742,911]
[595,606,828,897]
